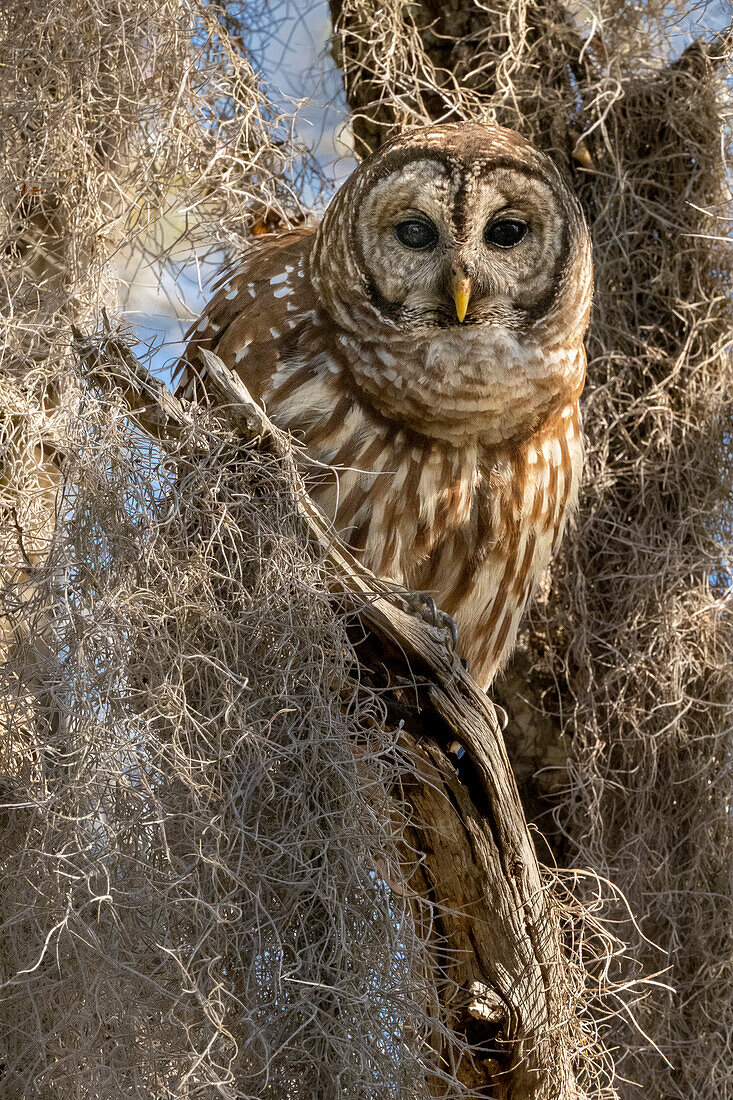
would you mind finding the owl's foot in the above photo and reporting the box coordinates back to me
[401,590,458,650]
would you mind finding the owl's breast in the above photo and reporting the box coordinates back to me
[253,324,583,601]
[339,324,586,447]
[414,407,584,685]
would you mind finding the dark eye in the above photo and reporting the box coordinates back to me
[394,218,439,250]
[484,218,528,248]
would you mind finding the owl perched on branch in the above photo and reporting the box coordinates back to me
[177,123,592,689]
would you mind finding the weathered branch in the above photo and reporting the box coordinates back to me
[75,331,584,1098]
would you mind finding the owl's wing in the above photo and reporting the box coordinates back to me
[174,227,318,405]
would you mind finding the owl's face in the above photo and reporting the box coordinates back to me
[354,158,573,332]
[311,123,591,344]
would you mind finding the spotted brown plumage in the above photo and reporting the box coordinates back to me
[177,122,592,688]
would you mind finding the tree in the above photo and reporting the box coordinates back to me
[0,1,730,1097]
[329,2,733,1096]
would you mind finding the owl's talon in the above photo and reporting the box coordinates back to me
[419,593,439,627]
[442,611,459,650]
[402,590,459,651]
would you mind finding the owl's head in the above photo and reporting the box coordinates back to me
[310,123,591,347]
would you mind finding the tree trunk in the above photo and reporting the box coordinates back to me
[329,4,733,1097]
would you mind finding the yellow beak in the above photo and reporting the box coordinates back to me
[451,268,472,323]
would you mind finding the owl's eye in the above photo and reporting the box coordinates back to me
[394,218,439,251]
[484,218,529,248]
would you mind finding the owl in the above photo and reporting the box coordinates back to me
[177,123,592,689]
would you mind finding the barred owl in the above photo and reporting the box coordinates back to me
[177,123,592,689]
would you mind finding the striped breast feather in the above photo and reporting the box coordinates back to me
[174,228,317,405]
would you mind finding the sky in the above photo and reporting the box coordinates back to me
[117,0,354,379]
